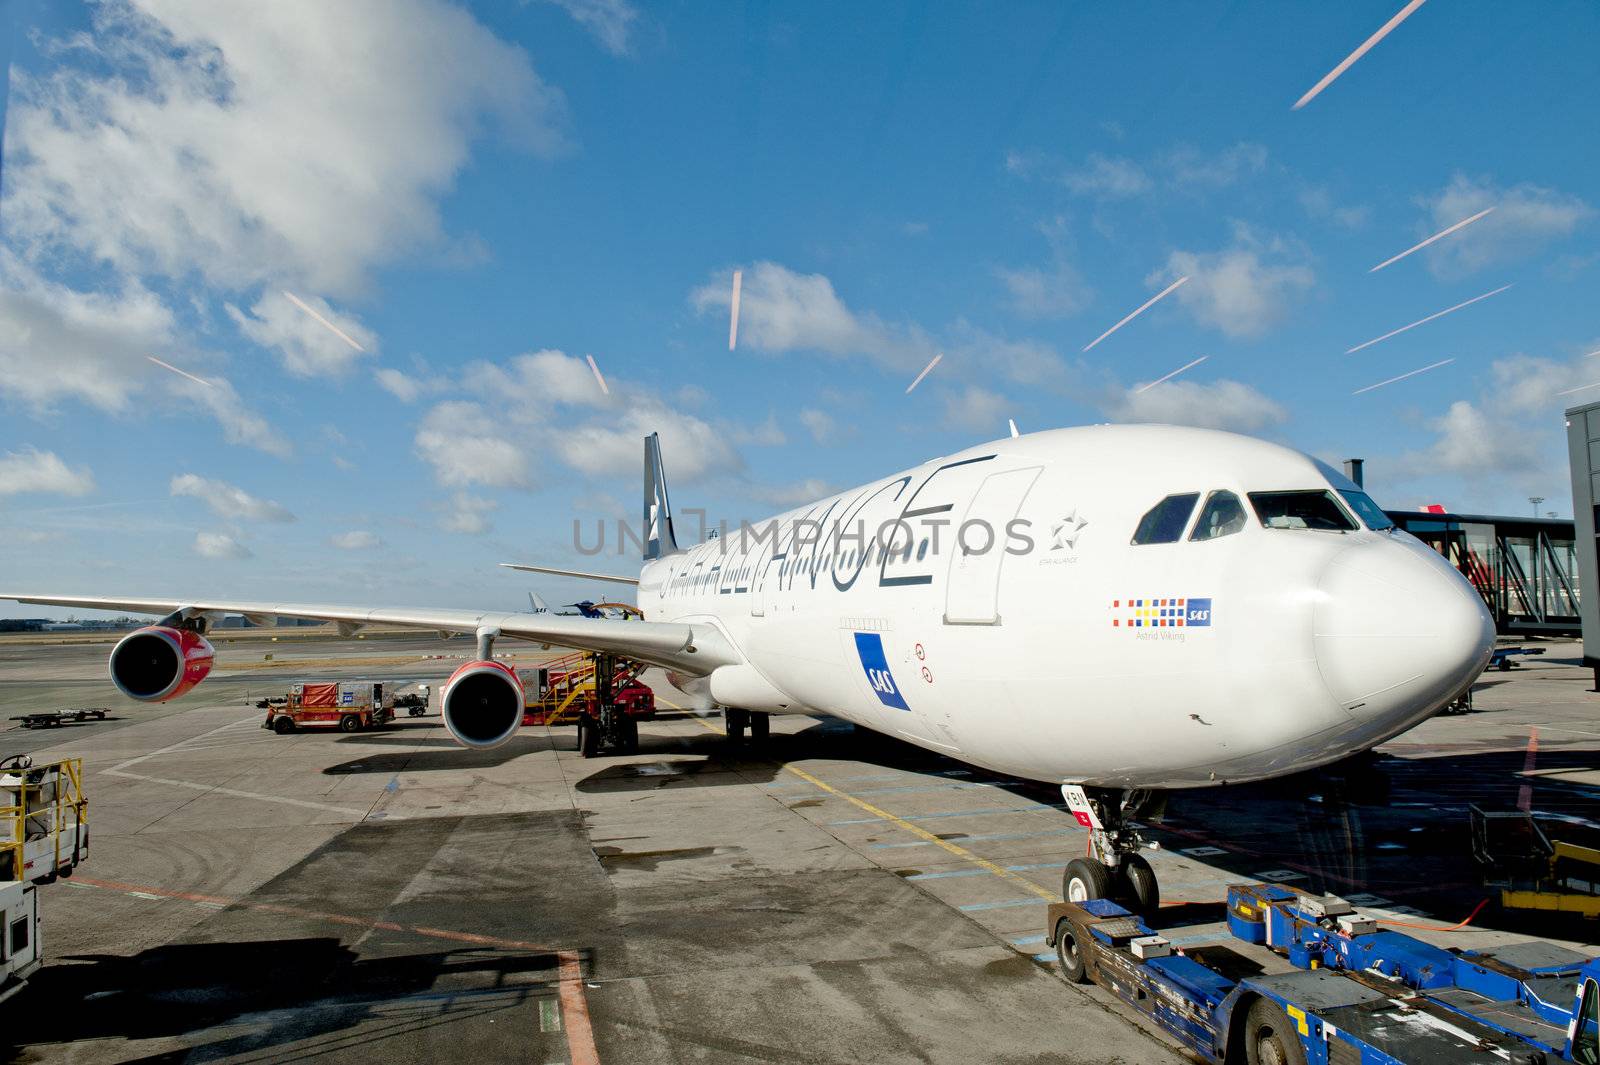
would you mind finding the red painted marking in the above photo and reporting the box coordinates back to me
[1517,726,1539,812]
[559,951,601,1065]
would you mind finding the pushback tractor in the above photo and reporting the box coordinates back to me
[1047,883,1600,1064]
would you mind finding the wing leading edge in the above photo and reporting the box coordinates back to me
[1,594,737,675]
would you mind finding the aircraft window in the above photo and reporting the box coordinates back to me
[1339,490,1395,531]
[1189,491,1247,541]
[1131,493,1200,545]
[1249,491,1357,532]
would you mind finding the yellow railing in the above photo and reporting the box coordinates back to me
[0,758,86,883]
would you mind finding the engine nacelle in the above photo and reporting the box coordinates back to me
[441,660,525,749]
[109,625,215,702]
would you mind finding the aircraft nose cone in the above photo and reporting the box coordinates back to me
[1314,541,1494,729]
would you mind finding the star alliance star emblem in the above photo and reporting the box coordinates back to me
[1051,510,1088,551]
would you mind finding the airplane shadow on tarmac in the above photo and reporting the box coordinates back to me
[321,731,562,774]
[0,939,578,1062]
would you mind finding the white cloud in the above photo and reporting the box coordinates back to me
[415,401,533,489]
[0,449,95,497]
[1299,186,1371,230]
[1163,142,1268,190]
[555,403,740,481]
[941,386,1011,434]
[5,0,566,296]
[375,368,428,403]
[194,531,251,560]
[440,492,497,534]
[330,530,382,550]
[170,474,296,522]
[798,408,836,444]
[1105,379,1287,434]
[1419,173,1593,279]
[1153,229,1315,338]
[467,349,612,413]
[730,413,786,446]
[996,263,1092,318]
[227,291,375,377]
[541,0,640,56]
[1057,154,1150,198]
[691,262,931,371]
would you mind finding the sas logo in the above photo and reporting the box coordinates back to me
[1111,597,1213,628]
[854,632,910,711]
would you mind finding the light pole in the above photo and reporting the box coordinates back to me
[1530,496,1545,517]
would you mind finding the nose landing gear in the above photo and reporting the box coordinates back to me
[1060,786,1164,917]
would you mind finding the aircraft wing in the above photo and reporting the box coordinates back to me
[1,593,737,675]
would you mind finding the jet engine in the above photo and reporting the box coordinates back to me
[108,625,215,702]
[441,660,525,749]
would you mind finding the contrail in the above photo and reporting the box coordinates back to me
[1346,285,1512,354]
[1370,207,1495,272]
[1557,381,1600,397]
[905,353,942,394]
[1293,0,1427,111]
[728,269,743,351]
[146,355,215,389]
[586,354,610,395]
[1082,275,1189,353]
[283,291,366,352]
[1135,355,1208,394]
[1352,358,1453,395]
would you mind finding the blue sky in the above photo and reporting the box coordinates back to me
[2,0,1597,615]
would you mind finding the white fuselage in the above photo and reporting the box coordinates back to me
[639,425,1494,790]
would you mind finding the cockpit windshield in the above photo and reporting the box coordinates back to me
[1248,490,1357,532]
[1339,490,1395,530]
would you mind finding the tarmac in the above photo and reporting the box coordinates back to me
[0,631,1595,1063]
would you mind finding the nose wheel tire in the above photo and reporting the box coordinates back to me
[1117,852,1160,917]
[1053,918,1091,984]
[1063,858,1113,903]
[1245,999,1309,1065]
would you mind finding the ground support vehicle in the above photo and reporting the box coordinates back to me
[0,756,89,1003]
[8,708,107,729]
[519,652,654,757]
[1473,805,1600,919]
[1046,884,1600,1064]
[262,681,395,734]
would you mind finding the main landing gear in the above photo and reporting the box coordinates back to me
[723,708,770,743]
[1060,786,1164,918]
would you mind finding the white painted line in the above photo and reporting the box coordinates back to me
[905,353,942,394]
[1083,276,1188,352]
[1135,355,1208,393]
[146,355,215,389]
[1370,207,1494,272]
[1346,285,1511,354]
[283,291,366,352]
[105,768,374,818]
[728,269,742,351]
[586,354,609,395]
[128,891,165,901]
[1352,357,1453,395]
[1293,0,1428,110]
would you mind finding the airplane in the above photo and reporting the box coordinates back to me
[1,425,1494,913]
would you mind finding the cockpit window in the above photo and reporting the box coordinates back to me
[1248,490,1357,532]
[1132,493,1200,545]
[1190,490,1247,541]
[1339,490,1395,531]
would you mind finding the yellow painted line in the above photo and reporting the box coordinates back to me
[671,701,1056,901]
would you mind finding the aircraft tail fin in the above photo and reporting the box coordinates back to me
[643,432,679,561]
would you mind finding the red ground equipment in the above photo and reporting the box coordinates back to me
[263,681,395,735]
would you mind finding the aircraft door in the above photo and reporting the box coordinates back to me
[944,467,1042,625]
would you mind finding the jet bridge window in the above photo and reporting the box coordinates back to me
[1248,490,1357,532]
[1189,490,1247,541]
[1131,493,1200,545]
